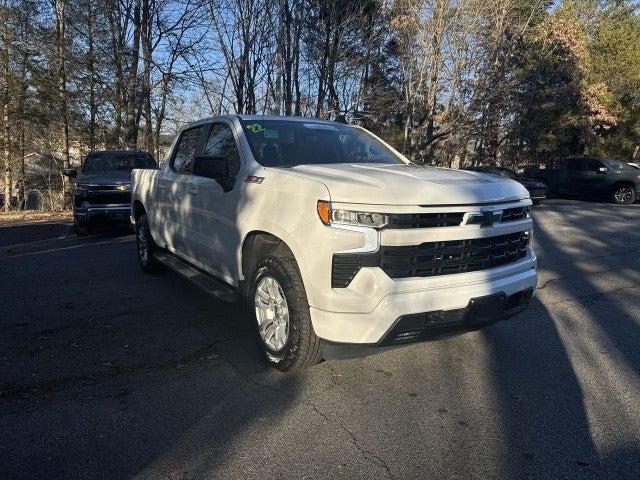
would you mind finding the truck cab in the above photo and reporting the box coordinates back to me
[131,115,537,371]
[546,157,639,204]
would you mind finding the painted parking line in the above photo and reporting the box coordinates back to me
[0,236,134,260]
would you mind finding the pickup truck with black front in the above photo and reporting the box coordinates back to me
[542,157,640,204]
[64,150,157,235]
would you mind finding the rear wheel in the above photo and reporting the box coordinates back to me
[612,184,636,205]
[136,214,159,273]
[74,220,91,236]
[250,248,322,372]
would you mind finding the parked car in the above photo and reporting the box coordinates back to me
[131,115,537,372]
[462,166,547,204]
[541,157,640,204]
[64,150,157,235]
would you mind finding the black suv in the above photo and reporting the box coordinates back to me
[543,157,640,205]
[463,166,548,204]
[64,150,157,235]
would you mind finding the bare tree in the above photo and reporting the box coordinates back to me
[53,0,71,208]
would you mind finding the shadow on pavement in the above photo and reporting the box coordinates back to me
[0,223,301,479]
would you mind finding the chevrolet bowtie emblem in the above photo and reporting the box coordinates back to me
[468,210,502,227]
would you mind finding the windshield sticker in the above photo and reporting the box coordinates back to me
[245,123,265,133]
[303,123,339,131]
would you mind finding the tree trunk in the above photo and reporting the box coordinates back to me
[19,128,24,209]
[87,0,97,151]
[293,11,301,116]
[2,10,10,211]
[54,0,70,209]
[107,0,125,147]
[124,0,141,149]
[141,0,153,153]
[315,22,331,118]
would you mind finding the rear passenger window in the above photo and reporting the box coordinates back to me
[172,126,204,173]
[203,124,240,175]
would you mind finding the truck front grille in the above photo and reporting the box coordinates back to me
[332,231,529,288]
[386,206,529,229]
[387,212,465,229]
[87,191,130,205]
[500,206,529,222]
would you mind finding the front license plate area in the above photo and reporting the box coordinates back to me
[464,293,507,326]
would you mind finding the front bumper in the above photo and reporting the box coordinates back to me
[74,205,131,224]
[310,262,537,344]
[321,287,534,359]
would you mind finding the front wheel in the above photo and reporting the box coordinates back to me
[136,214,160,273]
[250,249,322,372]
[612,184,636,205]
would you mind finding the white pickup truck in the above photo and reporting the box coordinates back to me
[131,115,537,371]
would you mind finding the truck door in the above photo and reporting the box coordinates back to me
[579,158,609,193]
[561,159,587,194]
[185,121,243,285]
[156,125,207,253]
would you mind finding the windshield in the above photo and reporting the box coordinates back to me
[82,153,157,174]
[604,159,631,170]
[240,120,406,167]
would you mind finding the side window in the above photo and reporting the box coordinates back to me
[567,160,585,172]
[586,159,603,171]
[203,123,240,175]
[171,126,204,173]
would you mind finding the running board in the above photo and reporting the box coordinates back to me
[155,251,238,303]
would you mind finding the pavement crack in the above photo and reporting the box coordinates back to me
[537,259,640,291]
[218,356,395,479]
[1,334,245,403]
[306,400,395,480]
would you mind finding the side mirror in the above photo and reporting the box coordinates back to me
[597,166,609,174]
[63,168,77,178]
[192,155,228,179]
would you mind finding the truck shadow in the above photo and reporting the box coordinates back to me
[479,202,640,478]
[0,220,71,247]
[0,230,302,479]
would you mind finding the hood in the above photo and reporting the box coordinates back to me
[76,170,132,185]
[278,163,529,206]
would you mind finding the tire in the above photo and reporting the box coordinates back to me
[250,247,322,372]
[611,184,636,205]
[136,214,160,273]
[74,220,91,236]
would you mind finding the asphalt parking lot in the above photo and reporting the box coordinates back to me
[1,199,639,480]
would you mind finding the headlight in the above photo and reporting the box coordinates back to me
[317,200,388,229]
[74,185,88,196]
